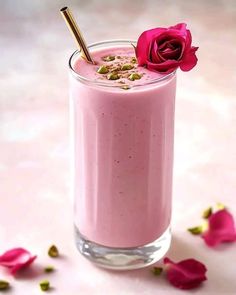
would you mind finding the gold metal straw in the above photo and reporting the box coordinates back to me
[60,7,95,64]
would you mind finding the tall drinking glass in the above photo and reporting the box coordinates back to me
[69,40,176,270]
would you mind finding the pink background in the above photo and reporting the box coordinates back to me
[0,0,236,294]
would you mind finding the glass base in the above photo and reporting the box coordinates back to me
[75,226,171,270]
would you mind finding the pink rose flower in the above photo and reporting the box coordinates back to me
[163,257,207,290]
[136,23,198,74]
[202,209,236,247]
[0,248,37,275]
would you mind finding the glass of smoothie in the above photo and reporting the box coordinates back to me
[69,40,176,270]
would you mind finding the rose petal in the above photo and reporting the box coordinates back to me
[202,209,236,247]
[150,41,164,63]
[185,29,193,50]
[180,46,198,71]
[136,28,166,65]
[0,248,37,275]
[156,33,186,62]
[169,23,187,35]
[146,59,180,74]
[158,40,182,60]
[164,257,207,290]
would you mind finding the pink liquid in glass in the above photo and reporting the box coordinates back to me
[71,45,176,248]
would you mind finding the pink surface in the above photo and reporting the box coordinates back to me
[72,46,176,247]
[0,0,236,294]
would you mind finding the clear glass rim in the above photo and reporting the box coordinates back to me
[69,39,176,89]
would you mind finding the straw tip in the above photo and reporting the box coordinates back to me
[60,6,68,12]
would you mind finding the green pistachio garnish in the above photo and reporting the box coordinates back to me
[97,65,109,74]
[48,245,59,258]
[107,73,120,80]
[39,280,50,292]
[187,226,203,235]
[131,57,137,63]
[44,266,54,273]
[0,280,10,291]
[128,73,142,81]
[121,64,134,71]
[217,202,225,210]
[202,207,212,219]
[102,55,115,62]
[152,267,163,276]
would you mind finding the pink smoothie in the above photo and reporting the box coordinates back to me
[70,44,176,248]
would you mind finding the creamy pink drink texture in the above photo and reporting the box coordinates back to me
[71,46,176,248]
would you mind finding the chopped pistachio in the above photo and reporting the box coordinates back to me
[39,280,50,292]
[97,65,109,74]
[121,85,130,90]
[107,73,120,80]
[44,266,54,273]
[216,202,226,210]
[202,207,212,219]
[111,67,121,73]
[48,245,59,258]
[128,73,142,81]
[121,63,134,71]
[102,55,115,62]
[0,280,9,290]
[152,267,163,276]
[187,226,203,235]
[131,57,137,63]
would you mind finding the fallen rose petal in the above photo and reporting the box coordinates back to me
[202,209,236,247]
[0,248,37,275]
[163,257,207,290]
